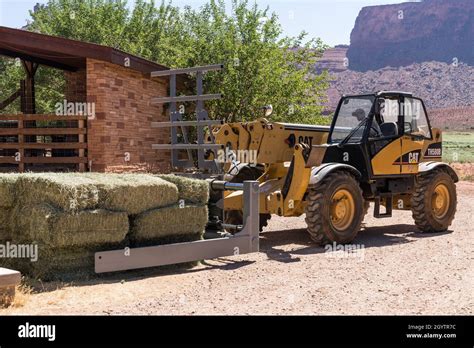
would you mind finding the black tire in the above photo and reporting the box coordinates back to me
[224,165,271,232]
[305,171,364,245]
[411,168,457,232]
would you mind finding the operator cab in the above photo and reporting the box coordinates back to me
[329,91,431,145]
[320,91,433,181]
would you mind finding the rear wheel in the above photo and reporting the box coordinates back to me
[411,168,457,232]
[305,171,364,245]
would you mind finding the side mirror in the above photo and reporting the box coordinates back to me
[262,105,273,117]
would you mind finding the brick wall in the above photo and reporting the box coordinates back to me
[85,58,171,172]
[64,69,87,103]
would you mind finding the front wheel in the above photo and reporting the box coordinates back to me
[305,171,365,245]
[411,168,457,232]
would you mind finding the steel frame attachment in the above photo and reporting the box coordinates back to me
[150,64,224,172]
[95,180,260,274]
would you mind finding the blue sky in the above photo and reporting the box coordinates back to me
[0,0,412,46]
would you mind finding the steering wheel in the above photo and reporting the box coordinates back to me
[369,125,382,137]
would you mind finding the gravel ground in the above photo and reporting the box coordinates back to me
[3,181,473,315]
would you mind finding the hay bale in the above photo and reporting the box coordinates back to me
[0,244,108,281]
[131,204,208,241]
[0,174,19,208]
[83,173,179,214]
[16,173,100,211]
[157,174,209,204]
[1,240,199,281]
[11,204,129,248]
[29,247,96,281]
[0,208,11,241]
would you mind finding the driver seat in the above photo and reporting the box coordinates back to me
[380,122,398,137]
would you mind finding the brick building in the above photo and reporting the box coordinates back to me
[0,26,172,172]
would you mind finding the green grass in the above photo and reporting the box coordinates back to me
[442,132,474,163]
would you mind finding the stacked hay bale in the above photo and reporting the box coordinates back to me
[0,173,209,280]
[0,174,19,241]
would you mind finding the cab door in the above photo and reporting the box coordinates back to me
[399,97,431,174]
[370,98,402,176]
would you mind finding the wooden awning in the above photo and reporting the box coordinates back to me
[0,26,169,73]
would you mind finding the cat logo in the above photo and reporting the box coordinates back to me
[285,134,314,147]
[393,150,422,165]
[298,135,314,147]
[408,152,419,164]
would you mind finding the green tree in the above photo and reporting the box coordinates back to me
[0,58,65,114]
[5,0,330,124]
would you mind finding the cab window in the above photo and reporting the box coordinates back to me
[403,98,431,139]
[380,98,399,123]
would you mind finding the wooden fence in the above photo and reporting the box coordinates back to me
[0,114,87,172]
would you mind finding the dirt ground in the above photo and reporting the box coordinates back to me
[2,181,473,315]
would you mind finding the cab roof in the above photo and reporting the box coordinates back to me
[342,91,414,98]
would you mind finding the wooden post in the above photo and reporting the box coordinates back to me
[21,61,39,114]
[17,115,24,172]
[19,80,26,114]
[78,119,85,172]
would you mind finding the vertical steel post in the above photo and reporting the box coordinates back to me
[169,74,179,167]
[243,180,260,252]
[196,71,205,169]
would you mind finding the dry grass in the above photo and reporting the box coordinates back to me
[0,208,11,240]
[9,283,32,308]
[157,174,209,204]
[0,174,20,208]
[0,282,32,310]
[11,204,129,247]
[0,173,210,280]
[2,244,128,281]
[131,204,208,241]
[16,173,100,211]
[83,173,179,214]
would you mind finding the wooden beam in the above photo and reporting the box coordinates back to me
[0,89,21,111]
[23,157,88,164]
[0,143,87,149]
[0,48,77,72]
[0,157,19,164]
[0,114,88,121]
[78,119,86,172]
[21,60,37,114]
[17,116,24,172]
[0,128,87,135]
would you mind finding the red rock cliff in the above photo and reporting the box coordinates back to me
[346,0,474,72]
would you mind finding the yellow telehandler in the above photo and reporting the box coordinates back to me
[95,65,457,273]
[210,91,457,244]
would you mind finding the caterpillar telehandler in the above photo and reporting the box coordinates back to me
[95,65,457,274]
[210,90,458,244]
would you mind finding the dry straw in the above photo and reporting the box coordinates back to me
[0,173,210,280]
[11,204,129,247]
[131,204,208,241]
[82,173,179,214]
[157,174,209,204]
